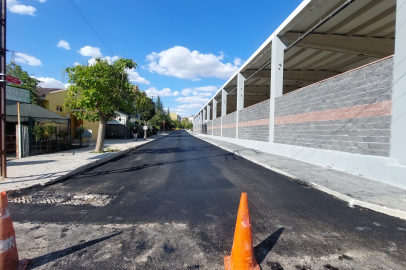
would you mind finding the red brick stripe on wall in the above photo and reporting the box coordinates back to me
[275,101,392,124]
[238,118,270,127]
[222,123,236,129]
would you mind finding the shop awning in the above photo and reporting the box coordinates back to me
[6,103,69,124]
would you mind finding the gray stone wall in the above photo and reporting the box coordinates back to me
[206,120,213,135]
[222,112,237,138]
[213,118,221,136]
[274,57,393,157]
[238,100,270,141]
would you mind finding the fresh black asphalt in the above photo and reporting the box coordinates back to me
[9,130,406,269]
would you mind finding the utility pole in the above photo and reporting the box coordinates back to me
[0,0,6,178]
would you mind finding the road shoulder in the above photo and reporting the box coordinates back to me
[191,132,406,220]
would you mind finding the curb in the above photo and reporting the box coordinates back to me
[11,132,175,192]
[193,134,406,221]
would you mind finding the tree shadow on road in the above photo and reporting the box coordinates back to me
[27,231,123,269]
[72,153,240,180]
[136,145,217,155]
[254,228,284,264]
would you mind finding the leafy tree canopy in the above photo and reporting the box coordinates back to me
[135,90,155,139]
[65,58,137,122]
[6,62,42,105]
[65,58,137,151]
[155,95,164,113]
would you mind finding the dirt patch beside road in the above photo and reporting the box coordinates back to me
[14,221,222,270]
[14,220,406,270]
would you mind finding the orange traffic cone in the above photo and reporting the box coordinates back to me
[0,190,30,270]
[224,192,260,270]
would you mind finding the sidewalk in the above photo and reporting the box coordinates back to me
[1,133,171,191]
[192,133,406,220]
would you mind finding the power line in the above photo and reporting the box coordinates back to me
[68,0,115,56]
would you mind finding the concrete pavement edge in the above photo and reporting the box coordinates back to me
[191,132,406,221]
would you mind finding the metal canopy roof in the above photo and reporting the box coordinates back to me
[197,0,396,117]
[6,103,69,124]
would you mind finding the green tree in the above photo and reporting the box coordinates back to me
[65,58,137,152]
[150,95,165,131]
[155,95,164,113]
[6,62,42,105]
[135,91,155,139]
[181,118,191,129]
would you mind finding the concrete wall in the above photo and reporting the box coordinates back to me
[194,56,405,188]
[222,112,237,138]
[207,120,213,135]
[274,57,393,157]
[238,100,270,142]
[213,118,221,136]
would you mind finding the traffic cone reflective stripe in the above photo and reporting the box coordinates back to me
[0,190,29,270]
[224,192,260,270]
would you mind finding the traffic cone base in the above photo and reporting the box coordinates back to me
[224,255,261,270]
[224,192,261,270]
[18,258,30,270]
[0,190,30,270]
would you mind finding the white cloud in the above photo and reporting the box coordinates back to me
[180,86,218,96]
[32,76,70,89]
[38,0,46,2]
[7,0,36,15]
[175,96,210,104]
[170,108,186,117]
[126,69,150,85]
[193,91,212,96]
[234,57,242,66]
[146,46,240,80]
[57,40,70,50]
[195,86,218,92]
[178,104,203,109]
[145,87,179,97]
[169,104,204,118]
[74,62,80,66]
[181,88,192,96]
[87,55,119,65]
[15,52,42,66]
[78,46,102,57]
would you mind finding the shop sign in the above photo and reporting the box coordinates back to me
[6,85,31,103]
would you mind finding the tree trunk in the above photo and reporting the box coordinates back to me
[144,120,147,140]
[95,115,107,152]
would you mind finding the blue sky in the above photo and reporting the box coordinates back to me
[7,0,302,117]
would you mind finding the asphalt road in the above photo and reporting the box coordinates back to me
[9,130,406,270]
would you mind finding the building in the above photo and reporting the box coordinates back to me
[169,112,181,122]
[193,0,406,189]
[6,86,70,157]
[188,116,194,122]
[38,88,98,142]
[38,88,136,142]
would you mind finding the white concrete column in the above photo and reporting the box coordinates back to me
[221,89,228,116]
[213,99,217,119]
[198,113,201,133]
[221,89,227,137]
[237,73,245,111]
[200,112,203,133]
[391,0,406,165]
[207,105,211,121]
[203,108,207,134]
[236,73,245,139]
[269,36,286,143]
